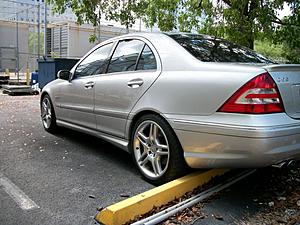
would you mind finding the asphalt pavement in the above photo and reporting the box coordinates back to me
[1,92,299,225]
[0,93,153,225]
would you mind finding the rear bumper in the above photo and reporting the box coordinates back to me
[166,113,300,168]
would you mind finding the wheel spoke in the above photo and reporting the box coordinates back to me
[157,143,168,150]
[151,158,158,175]
[138,150,147,161]
[137,132,148,148]
[46,100,51,109]
[154,157,162,174]
[157,149,168,156]
[42,102,47,112]
[151,157,162,175]
[139,155,149,166]
[149,123,158,144]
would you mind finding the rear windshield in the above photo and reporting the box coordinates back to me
[167,33,273,63]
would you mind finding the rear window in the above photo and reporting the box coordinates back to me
[167,33,273,63]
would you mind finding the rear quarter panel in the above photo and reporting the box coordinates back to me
[130,64,266,116]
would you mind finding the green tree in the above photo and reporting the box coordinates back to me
[143,0,300,62]
[48,0,300,62]
[48,0,146,43]
[274,3,300,63]
[254,39,284,62]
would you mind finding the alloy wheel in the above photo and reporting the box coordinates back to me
[41,97,52,129]
[133,120,170,179]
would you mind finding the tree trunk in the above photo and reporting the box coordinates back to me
[248,34,254,50]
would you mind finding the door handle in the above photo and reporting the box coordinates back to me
[127,79,144,88]
[84,81,95,89]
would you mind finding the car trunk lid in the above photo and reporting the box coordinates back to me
[264,64,300,119]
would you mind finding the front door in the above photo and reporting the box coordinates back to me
[57,42,114,129]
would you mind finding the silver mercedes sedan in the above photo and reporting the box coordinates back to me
[40,32,300,185]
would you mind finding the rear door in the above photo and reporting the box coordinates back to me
[93,38,161,138]
[265,65,300,119]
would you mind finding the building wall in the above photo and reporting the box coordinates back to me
[0,20,29,72]
[50,22,137,59]
[68,25,96,58]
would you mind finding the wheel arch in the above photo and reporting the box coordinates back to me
[40,91,49,104]
[127,110,183,150]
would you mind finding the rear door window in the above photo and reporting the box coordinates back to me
[107,39,145,73]
[136,45,157,71]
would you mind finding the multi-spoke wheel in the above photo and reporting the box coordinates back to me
[41,94,57,133]
[131,114,188,185]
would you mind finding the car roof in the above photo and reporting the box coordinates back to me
[96,32,199,71]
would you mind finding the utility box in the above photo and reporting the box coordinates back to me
[38,58,79,89]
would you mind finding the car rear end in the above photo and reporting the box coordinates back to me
[163,33,300,168]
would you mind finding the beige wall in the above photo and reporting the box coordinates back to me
[0,20,29,72]
[67,23,136,58]
[68,25,96,58]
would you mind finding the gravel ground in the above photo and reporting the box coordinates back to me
[237,163,300,225]
[161,163,300,225]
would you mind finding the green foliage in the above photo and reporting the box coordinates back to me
[48,0,147,43]
[254,39,285,62]
[88,34,97,43]
[29,32,44,56]
[274,3,300,63]
[48,0,300,62]
[142,0,300,63]
[104,0,148,29]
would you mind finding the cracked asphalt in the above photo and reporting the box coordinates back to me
[0,93,153,225]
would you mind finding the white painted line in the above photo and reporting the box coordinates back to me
[0,173,39,210]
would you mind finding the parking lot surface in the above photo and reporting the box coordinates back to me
[1,93,300,225]
[0,93,153,225]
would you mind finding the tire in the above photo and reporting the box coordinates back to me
[41,94,58,133]
[130,114,188,185]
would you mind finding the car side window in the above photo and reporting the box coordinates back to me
[136,45,157,71]
[74,43,113,78]
[107,39,144,73]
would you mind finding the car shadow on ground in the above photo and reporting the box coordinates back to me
[51,126,138,175]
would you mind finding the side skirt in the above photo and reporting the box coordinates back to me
[56,119,130,152]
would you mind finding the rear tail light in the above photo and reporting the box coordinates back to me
[218,72,284,114]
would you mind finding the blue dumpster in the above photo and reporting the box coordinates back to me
[38,58,79,89]
[31,72,38,85]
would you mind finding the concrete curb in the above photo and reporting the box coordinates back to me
[95,169,229,225]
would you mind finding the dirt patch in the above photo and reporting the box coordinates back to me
[162,163,300,225]
[237,162,300,225]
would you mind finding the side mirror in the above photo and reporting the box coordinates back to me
[57,70,71,80]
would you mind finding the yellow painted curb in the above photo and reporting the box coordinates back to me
[95,169,229,225]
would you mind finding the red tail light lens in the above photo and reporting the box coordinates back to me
[218,73,284,114]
